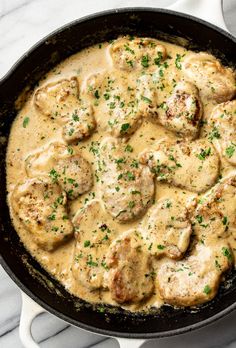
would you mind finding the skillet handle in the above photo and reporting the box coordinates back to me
[168,0,228,31]
[19,292,147,348]
[116,337,146,347]
[19,291,45,348]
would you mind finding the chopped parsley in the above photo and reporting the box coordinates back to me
[196,215,203,223]
[48,213,56,221]
[159,69,164,77]
[49,169,59,182]
[222,216,228,226]
[125,144,133,152]
[67,147,73,155]
[120,123,130,134]
[154,51,163,66]
[103,93,110,100]
[23,117,30,128]
[225,144,235,158]
[203,285,212,295]
[175,54,182,69]
[86,255,98,267]
[128,201,135,208]
[126,171,135,181]
[197,147,211,160]
[84,240,91,247]
[208,126,221,141]
[101,261,109,271]
[141,55,149,68]
[222,247,233,261]
[94,90,100,99]
[72,112,80,121]
[109,102,116,109]
[141,95,152,104]
[124,44,135,54]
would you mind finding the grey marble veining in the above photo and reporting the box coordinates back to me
[0,0,236,347]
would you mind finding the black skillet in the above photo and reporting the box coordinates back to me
[0,1,236,347]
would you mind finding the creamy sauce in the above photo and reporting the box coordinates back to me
[6,37,236,311]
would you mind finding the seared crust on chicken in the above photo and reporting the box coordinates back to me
[182,53,236,103]
[209,100,236,165]
[139,138,220,193]
[104,230,154,304]
[25,142,93,200]
[140,198,192,259]
[158,81,203,139]
[109,36,167,71]
[34,77,96,143]
[11,178,73,251]
[99,137,155,223]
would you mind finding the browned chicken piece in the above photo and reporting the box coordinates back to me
[34,77,96,143]
[109,36,167,71]
[11,178,73,251]
[208,100,236,166]
[34,78,79,116]
[158,81,203,139]
[182,53,236,103]
[192,175,236,246]
[99,137,155,223]
[85,71,143,137]
[84,70,158,138]
[62,105,96,144]
[157,242,232,307]
[139,138,220,193]
[104,230,154,304]
[140,198,192,259]
[158,176,236,307]
[72,200,117,290]
[25,142,93,200]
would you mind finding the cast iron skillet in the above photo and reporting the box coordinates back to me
[0,5,236,342]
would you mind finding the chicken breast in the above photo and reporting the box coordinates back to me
[104,230,154,304]
[109,36,167,71]
[157,242,232,307]
[99,137,155,223]
[208,100,236,165]
[84,70,158,138]
[72,200,117,290]
[158,176,236,307]
[11,178,73,251]
[25,142,93,200]
[182,53,236,103]
[192,175,236,246]
[139,138,220,193]
[140,198,192,259]
[34,77,96,143]
[158,81,203,139]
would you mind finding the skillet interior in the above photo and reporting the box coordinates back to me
[0,8,236,339]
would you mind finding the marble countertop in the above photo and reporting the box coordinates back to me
[1,0,236,347]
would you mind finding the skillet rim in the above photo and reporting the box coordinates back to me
[1,6,236,339]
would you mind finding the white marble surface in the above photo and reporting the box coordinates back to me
[1,0,236,347]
